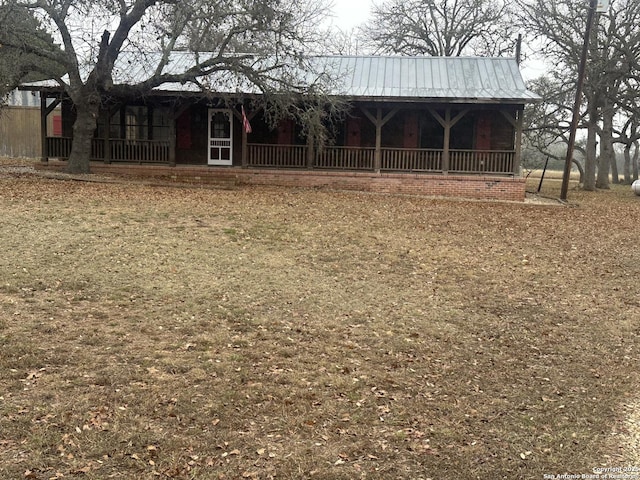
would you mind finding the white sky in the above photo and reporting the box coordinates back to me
[328,0,375,31]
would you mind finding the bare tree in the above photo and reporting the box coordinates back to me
[361,0,515,56]
[515,0,640,191]
[0,0,340,173]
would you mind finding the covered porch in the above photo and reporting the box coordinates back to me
[40,98,522,176]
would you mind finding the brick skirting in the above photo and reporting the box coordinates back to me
[36,162,526,202]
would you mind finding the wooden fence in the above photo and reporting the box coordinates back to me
[0,107,54,158]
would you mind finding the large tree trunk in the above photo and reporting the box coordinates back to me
[633,144,639,182]
[67,99,99,174]
[583,102,598,191]
[624,144,632,184]
[596,101,614,188]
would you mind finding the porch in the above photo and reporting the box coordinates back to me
[44,137,516,175]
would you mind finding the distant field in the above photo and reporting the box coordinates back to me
[1,161,639,479]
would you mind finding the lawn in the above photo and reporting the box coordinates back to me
[1,161,639,479]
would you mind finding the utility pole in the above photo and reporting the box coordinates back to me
[560,0,597,200]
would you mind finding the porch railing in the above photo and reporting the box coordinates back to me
[449,150,515,174]
[110,139,170,163]
[247,144,307,168]
[381,148,442,172]
[45,137,170,164]
[316,146,375,170]
[46,138,515,174]
[45,137,72,158]
[248,144,514,174]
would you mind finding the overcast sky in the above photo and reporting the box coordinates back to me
[329,0,374,30]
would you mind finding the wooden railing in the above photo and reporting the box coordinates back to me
[45,137,72,159]
[46,138,515,174]
[316,146,375,170]
[247,144,307,168]
[45,137,170,164]
[247,144,515,173]
[109,139,170,163]
[449,150,515,174]
[381,148,442,172]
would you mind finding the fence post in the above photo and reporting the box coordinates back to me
[40,93,48,164]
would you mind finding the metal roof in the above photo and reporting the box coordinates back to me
[24,54,539,103]
[314,56,539,103]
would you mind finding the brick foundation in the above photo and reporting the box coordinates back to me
[37,162,526,202]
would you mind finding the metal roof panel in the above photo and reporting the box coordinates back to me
[23,54,540,103]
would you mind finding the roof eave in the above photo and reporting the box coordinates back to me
[342,95,538,104]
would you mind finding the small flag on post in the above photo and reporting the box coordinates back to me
[241,106,252,134]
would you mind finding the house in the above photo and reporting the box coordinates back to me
[23,55,539,201]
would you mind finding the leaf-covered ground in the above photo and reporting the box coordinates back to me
[1,161,639,479]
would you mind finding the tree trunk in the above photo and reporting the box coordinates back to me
[610,152,620,184]
[596,103,612,189]
[67,102,99,174]
[624,144,632,184]
[583,102,598,191]
[600,101,617,186]
[633,144,639,182]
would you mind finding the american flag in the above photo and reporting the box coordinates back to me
[241,106,252,134]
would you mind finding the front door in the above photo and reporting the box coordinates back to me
[208,109,233,166]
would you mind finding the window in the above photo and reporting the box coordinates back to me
[210,111,231,139]
[99,106,171,140]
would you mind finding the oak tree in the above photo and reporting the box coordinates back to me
[361,0,515,57]
[0,0,339,173]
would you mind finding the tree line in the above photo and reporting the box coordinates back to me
[1,0,638,185]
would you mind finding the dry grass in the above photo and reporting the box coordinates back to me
[1,160,640,479]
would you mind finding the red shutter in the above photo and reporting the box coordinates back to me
[277,119,294,145]
[403,113,419,148]
[475,115,492,150]
[346,117,362,146]
[177,111,191,149]
[53,115,62,137]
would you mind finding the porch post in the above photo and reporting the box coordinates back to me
[514,108,524,175]
[501,109,522,176]
[231,106,258,168]
[374,108,382,172]
[169,117,177,167]
[307,136,315,168]
[241,128,248,168]
[428,107,468,175]
[361,107,398,173]
[102,108,111,164]
[40,92,48,164]
[442,109,451,174]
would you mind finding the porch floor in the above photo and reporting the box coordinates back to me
[35,161,526,202]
